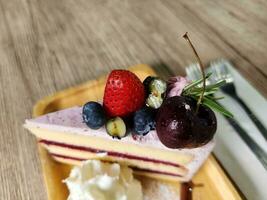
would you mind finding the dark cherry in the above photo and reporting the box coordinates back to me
[156,96,217,148]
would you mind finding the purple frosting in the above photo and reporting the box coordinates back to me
[167,76,190,98]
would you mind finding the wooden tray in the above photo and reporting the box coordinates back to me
[33,64,242,200]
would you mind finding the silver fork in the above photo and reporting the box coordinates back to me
[186,61,267,170]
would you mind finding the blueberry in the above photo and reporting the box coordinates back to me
[82,101,106,129]
[133,107,156,135]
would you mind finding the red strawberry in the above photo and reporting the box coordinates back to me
[103,70,145,117]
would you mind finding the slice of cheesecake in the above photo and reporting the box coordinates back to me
[24,106,214,182]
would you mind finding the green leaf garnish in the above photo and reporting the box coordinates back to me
[182,74,233,118]
[202,96,234,118]
[208,96,225,100]
[183,72,212,91]
[206,79,226,90]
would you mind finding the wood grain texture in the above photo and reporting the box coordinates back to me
[0,0,266,199]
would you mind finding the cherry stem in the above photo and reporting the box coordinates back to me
[183,32,206,114]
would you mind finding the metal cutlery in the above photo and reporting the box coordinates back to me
[221,107,267,170]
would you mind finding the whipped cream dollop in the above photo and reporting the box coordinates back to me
[64,160,143,200]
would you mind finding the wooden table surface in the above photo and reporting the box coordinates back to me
[1,0,267,199]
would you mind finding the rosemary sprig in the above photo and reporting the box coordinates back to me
[210,96,224,100]
[203,96,234,118]
[182,75,233,118]
[206,80,226,89]
[183,72,212,91]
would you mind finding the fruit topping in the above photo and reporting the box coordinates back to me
[133,107,156,136]
[83,33,233,145]
[103,70,145,117]
[145,78,167,109]
[149,78,167,95]
[82,101,106,129]
[156,96,216,148]
[146,94,163,109]
[106,117,127,139]
[143,76,155,97]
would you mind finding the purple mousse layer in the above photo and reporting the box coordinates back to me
[51,153,183,177]
[25,106,214,153]
[40,139,184,169]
